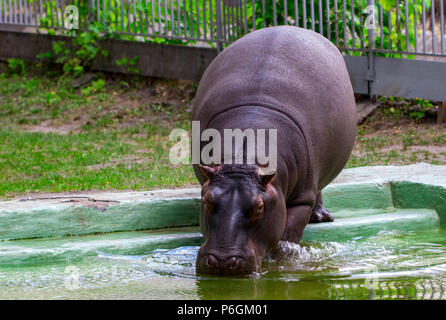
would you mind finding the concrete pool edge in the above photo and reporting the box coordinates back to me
[0,163,445,241]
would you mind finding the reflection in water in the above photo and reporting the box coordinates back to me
[327,278,446,300]
[0,228,446,299]
[195,277,335,300]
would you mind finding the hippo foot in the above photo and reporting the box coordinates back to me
[309,205,334,223]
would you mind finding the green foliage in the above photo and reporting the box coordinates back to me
[38,22,106,78]
[45,91,62,106]
[7,59,26,75]
[115,57,140,74]
[36,1,430,57]
[245,0,430,57]
[380,96,436,119]
[81,78,106,96]
[38,2,107,77]
[375,0,431,57]
[37,1,148,78]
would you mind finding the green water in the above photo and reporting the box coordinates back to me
[0,226,446,299]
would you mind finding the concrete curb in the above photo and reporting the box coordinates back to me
[0,163,445,241]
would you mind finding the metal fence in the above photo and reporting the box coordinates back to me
[1,0,446,57]
[1,0,446,102]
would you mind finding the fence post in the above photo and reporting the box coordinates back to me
[88,0,95,24]
[366,0,376,101]
[438,102,446,124]
[215,0,224,53]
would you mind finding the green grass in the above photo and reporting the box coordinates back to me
[346,125,446,168]
[0,67,197,198]
[0,129,196,197]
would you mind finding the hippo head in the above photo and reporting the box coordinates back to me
[195,164,286,276]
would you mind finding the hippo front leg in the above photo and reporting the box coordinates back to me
[282,205,312,243]
[309,192,334,223]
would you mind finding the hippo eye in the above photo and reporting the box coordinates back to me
[251,200,264,221]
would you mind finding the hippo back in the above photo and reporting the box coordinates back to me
[192,26,356,196]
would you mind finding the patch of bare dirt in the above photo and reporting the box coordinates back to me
[78,76,196,130]
[86,156,147,170]
[354,102,446,164]
[24,122,79,135]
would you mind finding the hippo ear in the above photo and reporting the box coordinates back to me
[199,164,218,180]
[260,172,277,186]
[258,167,277,186]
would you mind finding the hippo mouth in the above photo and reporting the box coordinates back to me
[195,252,261,276]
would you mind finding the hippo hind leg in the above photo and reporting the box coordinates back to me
[309,192,334,223]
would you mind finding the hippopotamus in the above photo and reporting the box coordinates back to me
[192,26,356,276]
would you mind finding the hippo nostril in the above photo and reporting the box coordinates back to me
[227,257,238,269]
[206,255,218,269]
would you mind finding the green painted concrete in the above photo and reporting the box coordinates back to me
[391,182,446,225]
[0,164,444,241]
[322,183,393,212]
[302,208,439,241]
[0,198,201,241]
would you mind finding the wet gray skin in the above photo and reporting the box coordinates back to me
[195,164,285,276]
